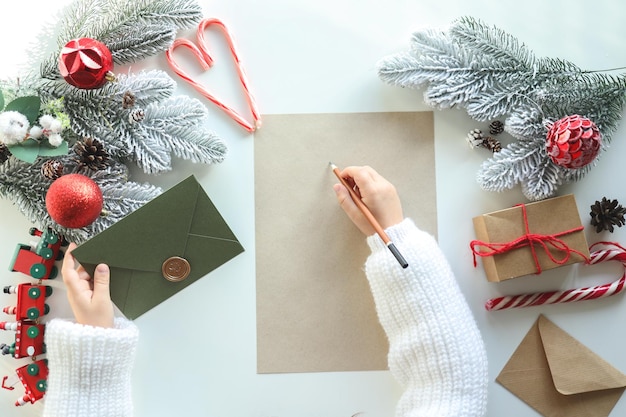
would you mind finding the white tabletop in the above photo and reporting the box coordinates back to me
[2,1,626,416]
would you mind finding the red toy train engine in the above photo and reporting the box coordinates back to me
[9,227,65,280]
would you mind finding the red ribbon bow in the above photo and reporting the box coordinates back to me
[470,203,589,274]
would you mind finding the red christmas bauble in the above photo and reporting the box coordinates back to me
[59,38,114,89]
[546,114,602,169]
[45,174,103,228]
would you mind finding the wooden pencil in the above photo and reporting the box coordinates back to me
[330,163,408,269]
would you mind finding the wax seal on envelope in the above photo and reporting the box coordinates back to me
[72,175,244,319]
[162,256,191,282]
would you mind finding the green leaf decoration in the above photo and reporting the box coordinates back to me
[8,139,41,163]
[0,90,4,111]
[9,138,69,163]
[5,96,41,124]
[38,140,69,158]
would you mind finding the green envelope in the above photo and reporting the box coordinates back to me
[72,175,244,319]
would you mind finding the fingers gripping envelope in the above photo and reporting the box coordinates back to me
[72,175,244,319]
[497,315,626,417]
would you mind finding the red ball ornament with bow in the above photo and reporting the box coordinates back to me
[546,114,602,169]
[59,38,114,89]
[45,174,103,228]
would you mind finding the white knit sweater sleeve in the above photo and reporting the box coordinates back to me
[365,219,488,417]
[42,317,139,417]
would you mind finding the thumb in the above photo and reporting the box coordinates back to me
[92,264,111,300]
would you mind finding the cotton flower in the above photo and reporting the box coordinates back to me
[38,114,54,127]
[37,114,65,147]
[0,111,29,146]
[29,126,44,139]
[47,133,63,147]
[39,114,63,134]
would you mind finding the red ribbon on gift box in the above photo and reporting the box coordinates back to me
[470,203,590,274]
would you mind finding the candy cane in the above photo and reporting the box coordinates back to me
[166,18,261,133]
[486,242,626,311]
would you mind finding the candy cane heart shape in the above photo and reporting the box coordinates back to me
[485,242,626,311]
[166,18,261,133]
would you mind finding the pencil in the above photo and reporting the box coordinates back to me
[330,163,409,269]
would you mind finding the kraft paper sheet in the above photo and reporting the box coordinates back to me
[255,112,436,373]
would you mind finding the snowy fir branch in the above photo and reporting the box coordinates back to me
[0,155,161,244]
[0,0,233,241]
[37,70,227,174]
[40,0,202,78]
[102,22,178,65]
[476,139,564,201]
[57,0,202,49]
[143,96,228,164]
[377,16,626,200]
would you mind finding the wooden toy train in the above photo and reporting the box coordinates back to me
[10,227,65,280]
[1,227,65,406]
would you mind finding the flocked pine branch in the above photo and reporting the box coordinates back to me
[143,96,228,164]
[40,0,202,79]
[37,70,227,174]
[0,0,234,241]
[31,0,227,175]
[0,155,161,244]
[377,16,626,200]
[61,0,202,39]
[477,139,564,201]
[101,22,178,64]
[38,70,175,155]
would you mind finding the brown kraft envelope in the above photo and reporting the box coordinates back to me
[254,112,436,373]
[472,194,589,282]
[497,315,626,417]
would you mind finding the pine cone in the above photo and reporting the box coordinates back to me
[466,129,483,148]
[74,138,110,171]
[0,143,11,164]
[482,136,502,152]
[489,120,504,135]
[128,108,145,123]
[122,91,136,109]
[41,159,64,180]
[590,197,626,233]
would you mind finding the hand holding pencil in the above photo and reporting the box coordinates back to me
[331,164,408,268]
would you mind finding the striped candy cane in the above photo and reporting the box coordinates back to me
[486,242,626,311]
[166,18,261,133]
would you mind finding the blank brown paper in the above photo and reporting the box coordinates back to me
[255,112,436,373]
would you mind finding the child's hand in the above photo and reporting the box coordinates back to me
[61,243,114,328]
[333,165,404,236]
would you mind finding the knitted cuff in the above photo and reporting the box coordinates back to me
[43,318,139,417]
[366,218,417,254]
